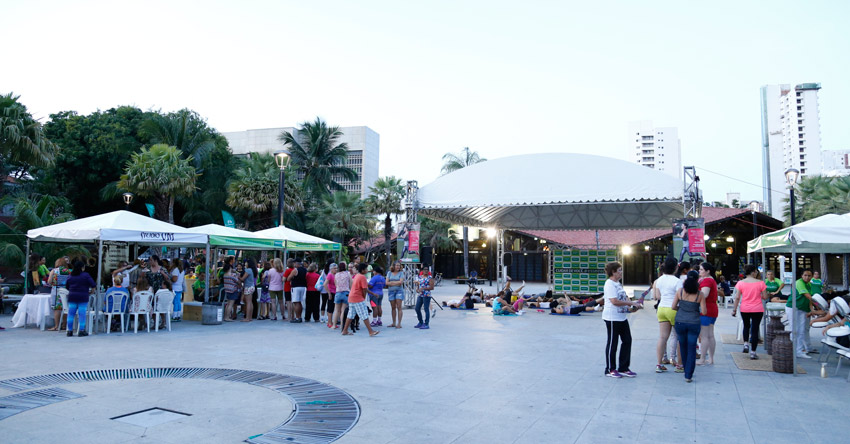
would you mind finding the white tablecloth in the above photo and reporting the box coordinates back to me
[11,294,51,328]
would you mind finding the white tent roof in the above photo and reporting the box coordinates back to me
[417,153,685,229]
[253,226,339,250]
[747,213,850,253]
[27,210,208,246]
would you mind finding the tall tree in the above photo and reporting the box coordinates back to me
[783,175,850,225]
[40,107,153,216]
[119,144,197,223]
[278,118,358,200]
[225,153,304,229]
[440,147,486,277]
[366,176,405,270]
[308,192,372,251]
[0,93,58,194]
[0,194,86,268]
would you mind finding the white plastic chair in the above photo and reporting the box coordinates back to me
[129,290,154,333]
[104,290,129,334]
[57,289,77,334]
[153,289,174,332]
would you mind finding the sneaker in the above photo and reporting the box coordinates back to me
[655,365,667,373]
[290,319,298,323]
[414,323,423,328]
[420,324,429,330]
[685,378,693,383]
[661,357,671,365]
[675,366,685,373]
[621,371,637,378]
[296,318,303,323]
[743,343,750,353]
[370,320,378,327]
[67,330,74,337]
[78,331,88,337]
[517,310,524,316]
[749,352,758,360]
[606,370,623,379]
[796,353,812,359]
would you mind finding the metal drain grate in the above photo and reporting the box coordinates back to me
[0,387,83,420]
[0,367,359,444]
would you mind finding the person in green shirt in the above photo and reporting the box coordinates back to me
[811,271,823,296]
[765,270,785,302]
[786,269,813,358]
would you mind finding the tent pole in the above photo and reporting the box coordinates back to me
[204,241,211,303]
[791,241,797,376]
[761,249,767,341]
[844,254,849,290]
[92,239,104,335]
[24,238,31,294]
[819,253,827,288]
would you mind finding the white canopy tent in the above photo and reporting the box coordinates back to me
[26,210,211,332]
[747,212,850,376]
[253,226,340,252]
[417,153,685,230]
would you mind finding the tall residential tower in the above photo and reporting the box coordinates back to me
[628,121,681,179]
[760,83,822,219]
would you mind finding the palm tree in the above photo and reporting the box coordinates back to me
[308,192,372,253]
[225,153,304,229]
[0,194,86,268]
[140,109,218,168]
[278,118,358,200]
[0,93,58,193]
[419,217,460,253]
[119,144,197,224]
[366,176,405,270]
[783,175,850,225]
[440,147,486,277]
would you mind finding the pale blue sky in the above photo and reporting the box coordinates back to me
[3,0,849,203]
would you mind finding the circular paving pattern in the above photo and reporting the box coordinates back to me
[0,367,360,443]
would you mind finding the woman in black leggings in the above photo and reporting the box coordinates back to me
[731,265,768,359]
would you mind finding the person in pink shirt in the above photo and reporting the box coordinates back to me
[267,258,285,321]
[331,262,350,329]
[325,263,338,328]
[731,264,768,359]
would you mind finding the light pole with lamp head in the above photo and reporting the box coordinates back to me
[486,228,497,287]
[274,149,291,227]
[784,168,800,225]
[122,192,134,211]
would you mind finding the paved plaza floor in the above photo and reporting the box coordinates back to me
[1,282,846,443]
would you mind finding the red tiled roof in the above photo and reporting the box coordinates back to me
[524,207,764,248]
[351,232,399,254]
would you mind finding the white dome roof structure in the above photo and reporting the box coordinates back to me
[417,153,685,230]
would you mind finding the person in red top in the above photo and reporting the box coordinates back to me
[696,262,719,365]
[342,263,379,337]
[305,264,321,322]
[283,258,295,321]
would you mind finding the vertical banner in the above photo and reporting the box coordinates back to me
[673,218,705,263]
[221,210,236,228]
[397,222,421,263]
[551,248,617,293]
[145,203,155,218]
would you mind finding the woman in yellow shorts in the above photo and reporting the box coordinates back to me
[654,257,681,373]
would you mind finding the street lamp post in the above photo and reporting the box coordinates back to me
[122,192,134,211]
[785,168,800,225]
[274,150,291,227]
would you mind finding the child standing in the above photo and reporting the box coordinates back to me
[368,266,386,327]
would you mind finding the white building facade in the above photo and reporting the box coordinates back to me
[628,121,681,179]
[822,149,850,176]
[223,126,380,198]
[760,83,822,219]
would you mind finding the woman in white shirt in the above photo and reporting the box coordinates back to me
[170,259,185,321]
[603,261,642,379]
[654,257,682,373]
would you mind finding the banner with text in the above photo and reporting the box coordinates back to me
[552,248,618,294]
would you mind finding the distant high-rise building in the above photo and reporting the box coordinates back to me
[628,121,681,179]
[726,192,741,208]
[223,126,380,198]
[760,83,822,219]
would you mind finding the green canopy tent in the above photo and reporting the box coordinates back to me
[747,212,850,375]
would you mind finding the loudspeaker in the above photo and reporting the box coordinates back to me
[503,252,512,267]
[421,246,433,267]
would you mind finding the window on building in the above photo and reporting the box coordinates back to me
[641,135,653,140]
[801,168,806,174]
[797,113,803,118]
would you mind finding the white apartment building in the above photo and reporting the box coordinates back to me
[223,126,380,198]
[628,121,681,179]
[822,149,850,177]
[760,83,822,219]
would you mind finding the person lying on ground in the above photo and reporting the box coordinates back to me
[550,299,601,314]
[492,296,517,315]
